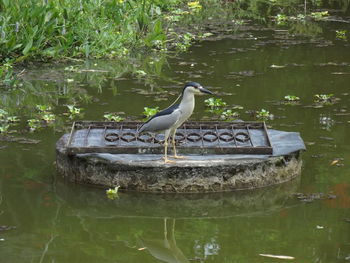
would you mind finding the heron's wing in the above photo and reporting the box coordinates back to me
[138,108,181,133]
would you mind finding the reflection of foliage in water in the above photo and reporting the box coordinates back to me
[288,20,323,37]
[0,52,170,132]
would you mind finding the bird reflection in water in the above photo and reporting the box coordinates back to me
[140,218,190,263]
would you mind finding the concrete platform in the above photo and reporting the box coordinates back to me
[56,128,305,193]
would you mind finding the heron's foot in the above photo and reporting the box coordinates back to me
[171,155,185,159]
[162,157,176,163]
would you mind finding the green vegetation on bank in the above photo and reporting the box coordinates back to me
[1,0,349,64]
[0,0,349,133]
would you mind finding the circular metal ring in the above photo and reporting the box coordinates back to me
[235,132,250,143]
[202,131,218,142]
[120,132,136,142]
[219,132,235,142]
[105,132,119,142]
[137,133,153,143]
[174,132,186,143]
[186,132,202,142]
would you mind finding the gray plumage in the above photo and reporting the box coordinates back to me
[138,82,212,163]
[138,108,182,133]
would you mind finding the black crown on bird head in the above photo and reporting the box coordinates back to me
[182,81,202,94]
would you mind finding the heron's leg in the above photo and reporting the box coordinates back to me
[163,130,175,163]
[171,129,185,159]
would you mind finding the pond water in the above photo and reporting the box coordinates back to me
[1,18,350,262]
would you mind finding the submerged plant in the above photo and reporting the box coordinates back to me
[143,107,159,118]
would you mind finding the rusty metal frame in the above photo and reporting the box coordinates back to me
[65,121,273,155]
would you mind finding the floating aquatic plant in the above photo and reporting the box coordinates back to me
[204,98,227,108]
[66,105,83,119]
[310,11,329,21]
[0,124,10,134]
[143,107,160,118]
[40,113,55,122]
[220,109,239,120]
[0,109,8,119]
[314,94,334,103]
[187,1,202,11]
[336,30,347,41]
[106,186,120,200]
[36,104,52,113]
[27,119,41,132]
[103,113,124,122]
[5,116,19,123]
[284,95,300,101]
[256,109,273,120]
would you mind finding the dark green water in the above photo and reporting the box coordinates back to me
[1,20,350,262]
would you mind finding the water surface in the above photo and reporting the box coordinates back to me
[1,19,350,262]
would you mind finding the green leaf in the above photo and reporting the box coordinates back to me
[10,43,23,51]
[32,25,39,36]
[2,0,9,7]
[44,11,52,23]
[23,38,33,55]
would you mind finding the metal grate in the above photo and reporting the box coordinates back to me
[65,121,273,155]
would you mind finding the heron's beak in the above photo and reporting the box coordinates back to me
[199,87,213,95]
